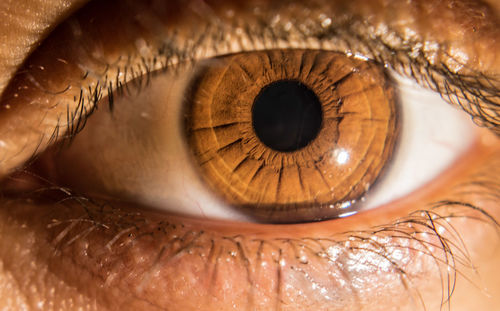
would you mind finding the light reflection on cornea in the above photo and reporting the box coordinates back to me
[330,148,350,165]
[339,201,353,209]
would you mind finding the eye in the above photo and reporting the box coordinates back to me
[36,48,476,224]
[0,1,499,310]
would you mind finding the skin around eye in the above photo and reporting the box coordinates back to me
[0,0,499,310]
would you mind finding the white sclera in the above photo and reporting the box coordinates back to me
[57,66,253,222]
[360,72,476,210]
[107,71,253,221]
[60,66,477,222]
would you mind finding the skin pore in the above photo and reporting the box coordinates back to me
[0,0,499,310]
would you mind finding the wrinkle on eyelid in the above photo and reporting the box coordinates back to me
[0,0,500,177]
[0,0,90,93]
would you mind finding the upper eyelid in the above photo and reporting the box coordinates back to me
[51,1,500,129]
[0,0,499,175]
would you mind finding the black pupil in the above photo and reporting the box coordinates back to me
[252,80,323,152]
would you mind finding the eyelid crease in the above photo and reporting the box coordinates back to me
[0,0,499,178]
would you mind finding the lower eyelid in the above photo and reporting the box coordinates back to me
[0,199,494,310]
[0,132,498,310]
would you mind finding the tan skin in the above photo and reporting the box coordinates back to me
[0,0,499,310]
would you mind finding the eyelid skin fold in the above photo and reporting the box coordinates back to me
[0,0,499,177]
[0,0,89,95]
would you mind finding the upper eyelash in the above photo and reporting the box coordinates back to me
[43,4,499,149]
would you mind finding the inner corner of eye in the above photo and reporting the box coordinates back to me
[38,49,478,225]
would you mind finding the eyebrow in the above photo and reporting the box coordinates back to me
[0,0,498,176]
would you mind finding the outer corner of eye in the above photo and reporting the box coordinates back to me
[39,49,481,225]
[358,71,481,211]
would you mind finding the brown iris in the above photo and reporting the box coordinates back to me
[185,50,399,223]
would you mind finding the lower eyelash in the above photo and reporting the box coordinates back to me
[2,166,498,310]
